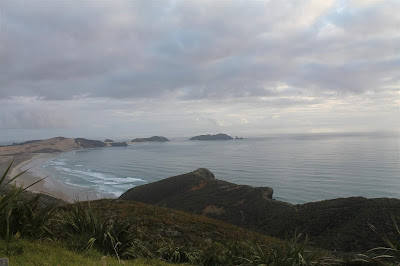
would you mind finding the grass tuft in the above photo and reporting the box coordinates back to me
[0,160,57,245]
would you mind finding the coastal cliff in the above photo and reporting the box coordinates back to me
[120,168,400,252]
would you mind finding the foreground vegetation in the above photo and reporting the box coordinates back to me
[1,161,400,265]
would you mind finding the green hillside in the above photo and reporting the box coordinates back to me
[1,162,398,265]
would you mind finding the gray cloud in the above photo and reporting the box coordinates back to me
[1,0,398,100]
[0,0,399,135]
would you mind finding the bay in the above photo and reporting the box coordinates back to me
[40,133,400,204]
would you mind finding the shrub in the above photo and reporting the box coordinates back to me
[157,242,203,264]
[363,216,400,265]
[0,160,57,241]
[56,200,150,260]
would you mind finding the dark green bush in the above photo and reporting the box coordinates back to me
[56,200,150,260]
[0,160,56,241]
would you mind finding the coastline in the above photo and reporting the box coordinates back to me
[2,152,103,202]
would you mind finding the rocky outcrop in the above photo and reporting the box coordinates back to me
[119,168,277,230]
[189,133,233,140]
[193,168,215,179]
[119,169,400,253]
[131,136,169,142]
[74,138,107,148]
[108,142,128,147]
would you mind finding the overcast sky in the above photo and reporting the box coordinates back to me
[0,0,399,141]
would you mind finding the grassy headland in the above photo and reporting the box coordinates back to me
[1,137,400,265]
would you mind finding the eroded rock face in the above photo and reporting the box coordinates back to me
[257,187,273,199]
[193,168,215,179]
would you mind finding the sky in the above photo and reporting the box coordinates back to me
[0,0,399,141]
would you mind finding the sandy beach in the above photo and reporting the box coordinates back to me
[1,153,103,202]
[0,137,105,202]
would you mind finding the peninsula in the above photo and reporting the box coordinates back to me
[120,168,400,253]
[0,137,125,201]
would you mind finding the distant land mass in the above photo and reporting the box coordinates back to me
[0,137,128,155]
[75,138,106,148]
[120,168,400,253]
[107,142,128,147]
[104,139,114,142]
[189,133,233,140]
[131,136,169,142]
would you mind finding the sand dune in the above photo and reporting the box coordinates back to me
[0,137,108,202]
[0,137,80,156]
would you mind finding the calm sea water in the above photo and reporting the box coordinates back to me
[39,133,400,204]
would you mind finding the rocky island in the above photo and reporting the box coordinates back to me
[131,136,169,142]
[103,139,128,146]
[107,142,128,147]
[189,133,233,140]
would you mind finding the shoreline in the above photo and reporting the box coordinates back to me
[3,152,105,203]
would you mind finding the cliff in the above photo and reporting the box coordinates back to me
[119,168,400,252]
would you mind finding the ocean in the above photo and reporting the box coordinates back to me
[38,133,400,204]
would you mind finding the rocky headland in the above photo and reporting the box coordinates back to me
[2,138,400,256]
[131,136,169,142]
[107,142,128,147]
[189,133,233,140]
[120,168,400,253]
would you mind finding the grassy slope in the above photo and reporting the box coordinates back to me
[0,238,173,266]
[119,170,400,253]
[0,199,289,265]
[89,199,279,247]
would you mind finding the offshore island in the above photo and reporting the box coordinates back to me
[190,133,234,140]
[131,136,170,142]
[1,136,400,264]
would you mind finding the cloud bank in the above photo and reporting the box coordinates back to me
[0,0,399,139]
